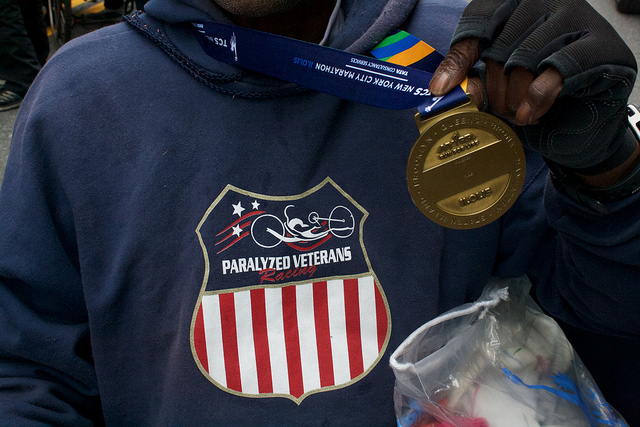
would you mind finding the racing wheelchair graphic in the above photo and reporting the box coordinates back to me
[251,205,355,249]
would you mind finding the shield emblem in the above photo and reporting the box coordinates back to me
[191,178,390,403]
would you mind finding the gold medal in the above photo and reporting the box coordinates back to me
[407,96,525,230]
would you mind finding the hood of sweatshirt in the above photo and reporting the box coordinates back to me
[124,0,420,98]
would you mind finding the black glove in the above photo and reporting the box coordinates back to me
[453,0,637,173]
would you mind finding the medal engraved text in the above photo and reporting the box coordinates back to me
[459,187,494,207]
[437,131,480,160]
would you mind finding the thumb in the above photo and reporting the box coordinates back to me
[430,37,480,96]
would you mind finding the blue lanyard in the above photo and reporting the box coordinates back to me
[192,21,468,118]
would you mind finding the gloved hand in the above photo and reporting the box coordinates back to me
[430,0,638,174]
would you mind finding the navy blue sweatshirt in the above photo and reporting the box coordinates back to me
[1,0,639,424]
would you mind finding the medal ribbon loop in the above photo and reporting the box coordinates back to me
[192,21,468,118]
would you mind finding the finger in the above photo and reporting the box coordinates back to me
[485,59,511,120]
[506,67,534,116]
[466,76,485,109]
[430,38,480,96]
[514,67,564,126]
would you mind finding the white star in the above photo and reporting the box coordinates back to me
[232,224,243,237]
[232,201,245,217]
[252,200,260,210]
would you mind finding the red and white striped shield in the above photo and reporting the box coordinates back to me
[191,179,390,403]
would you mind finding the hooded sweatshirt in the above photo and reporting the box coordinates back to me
[1,0,640,425]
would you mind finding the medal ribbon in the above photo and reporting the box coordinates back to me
[192,21,468,118]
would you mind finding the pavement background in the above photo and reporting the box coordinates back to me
[1,0,640,187]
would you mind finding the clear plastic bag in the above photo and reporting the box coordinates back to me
[390,276,629,427]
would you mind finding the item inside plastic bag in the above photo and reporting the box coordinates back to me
[390,276,629,427]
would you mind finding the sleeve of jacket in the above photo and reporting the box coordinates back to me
[494,148,640,338]
[537,172,640,338]
[0,74,102,425]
